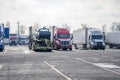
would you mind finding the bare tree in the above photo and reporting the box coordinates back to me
[102,24,106,32]
[34,22,40,30]
[111,22,120,32]
[81,24,88,29]
[20,25,26,34]
[62,24,70,31]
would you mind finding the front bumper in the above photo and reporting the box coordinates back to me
[91,45,105,49]
[58,45,72,49]
[35,46,52,51]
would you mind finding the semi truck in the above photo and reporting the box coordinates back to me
[18,34,28,45]
[0,24,5,51]
[4,27,10,45]
[50,26,72,50]
[105,31,120,49]
[73,28,105,50]
[9,34,18,46]
[28,26,52,51]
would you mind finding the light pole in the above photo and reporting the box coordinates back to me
[17,21,20,44]
[52,26,55,49]
[17,21,20,36]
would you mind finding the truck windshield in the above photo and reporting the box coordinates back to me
[57,34,70,38]
[92,35,103,40]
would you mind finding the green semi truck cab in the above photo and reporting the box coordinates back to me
[28,26,52,51]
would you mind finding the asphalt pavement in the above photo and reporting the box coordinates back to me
[0,45,120,80]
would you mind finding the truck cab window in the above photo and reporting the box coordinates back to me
[92,35,103,40]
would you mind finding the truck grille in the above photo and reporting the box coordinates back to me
[97,42,103,46]
[61,41,69,46]
[21,41,25,43]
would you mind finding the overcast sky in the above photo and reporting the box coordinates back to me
[0,0,120,33]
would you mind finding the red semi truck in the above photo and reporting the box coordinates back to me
[9,34,18,46]
[50,26,72,50]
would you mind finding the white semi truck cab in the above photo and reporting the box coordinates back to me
[88,29,105,50]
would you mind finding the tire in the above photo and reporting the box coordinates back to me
[103,48,105,50]
[117,46,120,49]
[33,45,37,51]
[94,48,98,50]
[33,48,37,51]
[28,43,32,49]
[90,48,93,50]
[48,49,52,52]
[109,45,113,49]
[29,47,31,49]
[0,49,3,51]
[56,47,59,50]
[74,44,78,49]
[70,48,72,51]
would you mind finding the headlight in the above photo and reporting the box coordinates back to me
[91,41,97,46]
[56,40,61,45]
[0,40,3,43]
[103,42,105,46]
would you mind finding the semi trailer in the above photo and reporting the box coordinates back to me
[105,31,120,49]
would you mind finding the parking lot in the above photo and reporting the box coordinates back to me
[0,45,120,80]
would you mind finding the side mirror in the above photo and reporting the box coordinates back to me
[70,36,73,40]
[1,37,4,39]
[89,36,90,40]
[54,36,55,38]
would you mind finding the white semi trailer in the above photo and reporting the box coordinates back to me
[73,28,105,50]
[105,31,120,49]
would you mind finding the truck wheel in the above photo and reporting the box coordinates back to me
[103,48,105,50]
[33,46,37,51]
[56,47,59,50]
[83,44,87,49]
[94,48,98,50]
[117,47,120,49]
[33,48,37,51]
[29,47,31,49]
[90,45,93,50]
[109,45,113,48]
[48,49,52,52]
[28,44,31,49]
[0,48,4,51]
[70,48,72,50]
[74,44,78,49]
[91,48,93,50]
